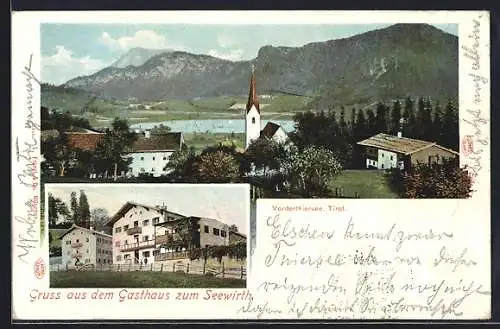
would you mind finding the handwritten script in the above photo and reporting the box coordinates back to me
[14,54,40,262]
[461,14,489,183]
[246,200,490,319]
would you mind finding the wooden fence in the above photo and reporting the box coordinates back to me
[49,262,246,280]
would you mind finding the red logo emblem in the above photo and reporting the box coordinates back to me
[34,257,45,280]
[462,135,474,156]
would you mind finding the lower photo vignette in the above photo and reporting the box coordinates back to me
[46,184,249,289]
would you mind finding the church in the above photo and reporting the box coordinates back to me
[244,71,289,150]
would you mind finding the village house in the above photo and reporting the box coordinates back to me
[124,131,185,177]
[108,201,232,265]
[59,225,113,267]
[357,133,459,170]
[65,127,105,151]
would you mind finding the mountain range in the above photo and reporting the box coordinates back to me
[63,24,458,107]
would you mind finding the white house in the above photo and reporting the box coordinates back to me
[59,225,113,268]
[357,133,459,170]
[108,201,233,265]
[124,131,185,177]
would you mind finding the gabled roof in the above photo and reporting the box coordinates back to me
[357,133,459,156]
[126,132,183,153]
[260,122,281,139]
[66,131,105,151]
[58,224,112,240]
[246,73,260,114]
[107,201,187,226]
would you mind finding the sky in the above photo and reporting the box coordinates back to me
[41,23,458,85]
[46,184,249,234]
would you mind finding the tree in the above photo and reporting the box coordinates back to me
[375,102,389,133]
[198,151,240,183]
[151,124,171,134]
[48,193,70,227]
[354,109,367,141]
[431,101,444,144]
[90,208,111,234]
[366,109,376,137]
[399,158,472,198]
[70,191,79,224]
[442,100,459,151]
[338,107,348,138]
[78,190,91,228]
[164,146,198,182]
[245,138,283,175]
[42,133,72,176]
[390,100,402,135]
[403,97,416,138]
[94,118,137,180]
[282,146,343,197]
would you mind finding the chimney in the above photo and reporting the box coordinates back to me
[144,130,151,139]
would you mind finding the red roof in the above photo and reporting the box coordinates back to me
[246,73,260,114]
[66,132,104,151]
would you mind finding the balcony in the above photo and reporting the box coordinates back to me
[155,234,172,245]
[120,240,155,252]
[154,250,190,262]
[127,226,142,235]
[71,242,83,248]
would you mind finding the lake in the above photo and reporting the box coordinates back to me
[131,119,295,134]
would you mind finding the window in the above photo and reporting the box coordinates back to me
[252,117,255,124]
[98,258,101,263]
[124,254,130,260]
[204,225,209,233]
[116,255,122,261]
[213,228,220,236]
[153,250,159,256]
[76,239,79,243]
[66,240,71,245]
[163,157,167,160]
[97,237,100,243]
[152,168,155,172]
[125,240,128,245]
[115,227,121,233]
[143,251,150,258]
[153,157,156,160]
[221,230,227,238]
[152,217,159,225]
[381,153,384,157]
[143,235,149,242]
[141,157,144,161]
[133,221,138,227]
[86,237,89,242]
[115,240,120,247]
[143,219,149,226]
[390,155,393,160]
[124,225,129,230]
[381,164,384,169]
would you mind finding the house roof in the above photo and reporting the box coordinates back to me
[66,131,105,151]
[357,133,459,156]
[260,122,281,139]
[107,201,187,226]
[229,231,247,239]
[58,224,112,240]
[246,73,260,114]
[126,132,183,152]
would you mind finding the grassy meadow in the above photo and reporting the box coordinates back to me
[50,270,246,288]
[330,170,399,198]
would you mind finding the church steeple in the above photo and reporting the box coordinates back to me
[246,65,259,114]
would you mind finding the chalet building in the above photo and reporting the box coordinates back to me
[59,225,113,267]
[108,201,232,265]
[124,131,185,177]
[244,70,289,149]
[357,133,459,170]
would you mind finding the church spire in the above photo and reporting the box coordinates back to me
[246,65,260,114]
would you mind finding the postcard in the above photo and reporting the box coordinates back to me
[11,10,490,320]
